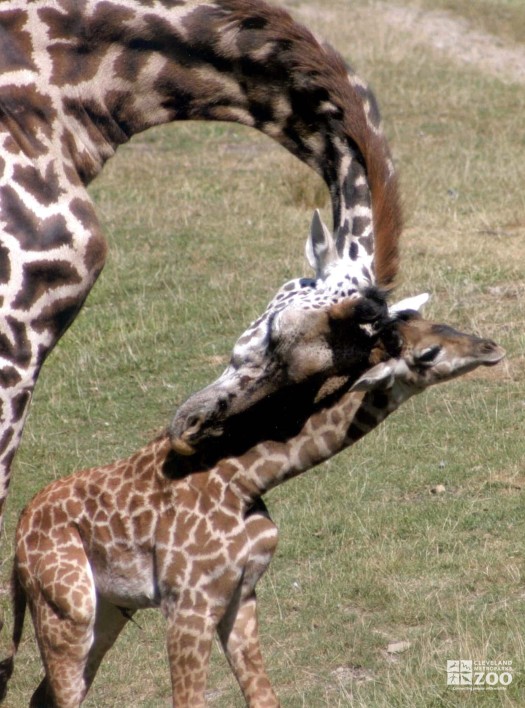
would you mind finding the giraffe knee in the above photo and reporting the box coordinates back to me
[243,512,278,597]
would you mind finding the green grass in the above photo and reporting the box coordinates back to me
[1,0,525,705]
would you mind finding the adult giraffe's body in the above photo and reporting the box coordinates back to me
[0,0,401,523]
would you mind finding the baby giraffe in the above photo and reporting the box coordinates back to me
[0,305,504,707]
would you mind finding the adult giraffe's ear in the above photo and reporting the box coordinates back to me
[305,209,338,278]
[350,360,396,391]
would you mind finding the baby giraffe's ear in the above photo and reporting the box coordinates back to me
[350,361,396,391]
[305,209,339,278]
[389,292,430,315]
[328,289,387,325]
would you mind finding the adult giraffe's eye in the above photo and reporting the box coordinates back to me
[415,345,442,365]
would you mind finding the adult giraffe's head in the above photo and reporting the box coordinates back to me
[170,204,505,455]
[170,211,392,454]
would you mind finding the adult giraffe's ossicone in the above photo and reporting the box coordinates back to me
[0,0,401,525]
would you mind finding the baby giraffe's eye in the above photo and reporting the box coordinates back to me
[415,345,442,365]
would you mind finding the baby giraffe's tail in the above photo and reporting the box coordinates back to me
[0,564,27,702]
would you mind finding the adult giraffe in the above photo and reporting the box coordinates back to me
[0,0,400,524]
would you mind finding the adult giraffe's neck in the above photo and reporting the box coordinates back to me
[223,378,405,507]
[37,0,400,285]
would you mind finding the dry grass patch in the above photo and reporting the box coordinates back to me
[419,0,525,49]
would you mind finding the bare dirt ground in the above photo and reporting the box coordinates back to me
[379,3,525,85]
[295,1,525,85]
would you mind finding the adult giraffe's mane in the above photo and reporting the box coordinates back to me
[215,0,403,287]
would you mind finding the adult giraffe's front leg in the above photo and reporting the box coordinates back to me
[0,172,107,527]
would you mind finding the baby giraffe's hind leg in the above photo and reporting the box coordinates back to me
[23,530,97,708]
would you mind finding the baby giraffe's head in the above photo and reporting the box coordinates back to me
[351,310,505,398]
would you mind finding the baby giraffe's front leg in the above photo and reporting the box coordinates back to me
[218,591,279,708]
[164,591,218,707]
[217,503,280,707]
[162,559,246,707]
